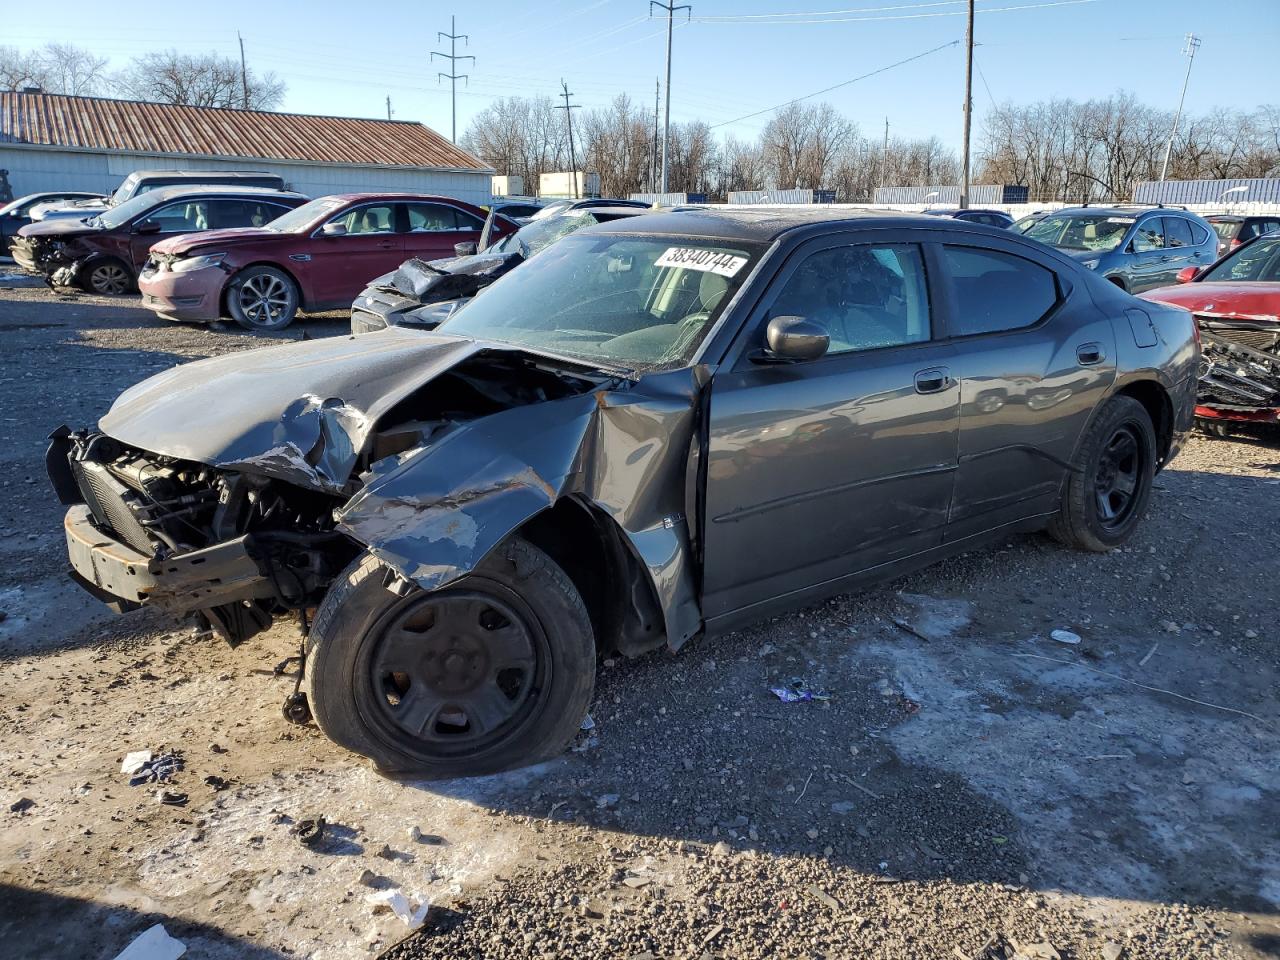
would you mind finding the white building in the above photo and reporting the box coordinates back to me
[0,90,494,205]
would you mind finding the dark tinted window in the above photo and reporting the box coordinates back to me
[769,244,930,354]
[1132,218,1165,252]
[1163,217,1194,248]
[942,245,1059,336]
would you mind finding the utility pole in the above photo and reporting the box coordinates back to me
[555,80,582,198]
[650,0,690,194]
[1159,33,1201,189]
[237,32,249,110]
[880,117,890,192]
[959,0,974,209]
[386,96,393,121]
[651,79,660,195]
[432,16,474,143]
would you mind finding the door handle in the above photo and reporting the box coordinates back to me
[914,367,952,395]
[1076,342,1104,365]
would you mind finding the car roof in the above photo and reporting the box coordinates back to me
[1054,205,1197,219]
[1205,214,1244,222]
[586,206,990,242]
[317,193,484,206]
[141,185,309,203]
[127,170,279,180]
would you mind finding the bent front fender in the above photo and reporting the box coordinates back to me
[335,367,707,649]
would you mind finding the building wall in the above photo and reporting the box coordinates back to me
[0,146,493,205]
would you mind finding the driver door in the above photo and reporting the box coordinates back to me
[701,235,959,624]
[307,202,404,307]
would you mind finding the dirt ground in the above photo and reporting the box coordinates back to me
[0,271,1276,960]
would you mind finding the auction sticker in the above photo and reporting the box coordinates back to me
[655,247,748,277]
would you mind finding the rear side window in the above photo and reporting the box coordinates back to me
[208,199,292,229]
[405,203,483,232]
[1188,221,1211,245]
[942,245,1060,336]
[1132,219,1165,252]
[1163,217,1194,248]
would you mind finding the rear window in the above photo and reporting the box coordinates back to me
[942,246,1060,336]
[1210,220,1239,240]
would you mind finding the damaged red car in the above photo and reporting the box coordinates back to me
[48,210,1197,777]
[1140,232,1280,433]
[137,193,509,330]
[11,187,307,294]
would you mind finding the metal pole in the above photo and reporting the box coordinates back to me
[1159,33,1200,186]
[880,117,889,193]
[559,80,581,198]
[650,1,690,194]
[386,96,392,121]
[959,0,974,209]
[652,78,660,195]
[433,16,474,143]
[238,32,248,109]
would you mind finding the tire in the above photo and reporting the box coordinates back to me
[227,265,299,331]
[305,539,595,778]
[1049,395,1157,552]
[82,258,133,295]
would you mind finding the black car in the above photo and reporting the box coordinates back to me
[1,191,104,253]
[925,208,1015,228]
[351,206,648,335]
[1205,215,1280,257]
[49,208,1198,777]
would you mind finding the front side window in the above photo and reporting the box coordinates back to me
[1163,217,1194,249]
[1132,219,1165,253]
[1024,214,1133,252]
[768,244,930,354]
[943,245,1059,336]
[1201,236,1280,283]
[441,234,762,371]
[141,200,212,232]
[331,204,395,235]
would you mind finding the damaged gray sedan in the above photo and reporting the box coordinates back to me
[48,209,1199,776]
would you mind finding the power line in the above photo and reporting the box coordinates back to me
[432,15,474,143]
[709,38,960,129]
[689,0,1103,24]
[650,0,691,194]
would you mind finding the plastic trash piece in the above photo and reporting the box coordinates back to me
[111,923,186,960]
[121,751,153,776]
[367,889,431,929]
[769,678,832,703]
[1050,629,1082,645]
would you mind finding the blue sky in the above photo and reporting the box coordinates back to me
[5,0,1278,149]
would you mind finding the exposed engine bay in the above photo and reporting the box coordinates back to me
[1197,318,1280,419]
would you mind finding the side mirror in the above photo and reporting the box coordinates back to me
[134,220,161,235]
[454,241,478,257]
[321,222,347,237]
[761,315,829,362]
[1176,266,1199,284]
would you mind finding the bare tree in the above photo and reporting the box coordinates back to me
[1,43,108,95]
[115,50,285,110]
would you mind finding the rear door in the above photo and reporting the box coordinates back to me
[1127,217,1167,292]
[1159,216,1198,286]
[403,202,484,260]
[307,201,403,307]
[939,239,1115,538]
[701,233,959,622]
[208,198,296,230]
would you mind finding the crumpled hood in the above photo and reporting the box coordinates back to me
[17,217,100,239]
[149,227,285,256]
[384,253,522,303]
[1140,282,1280,322]
[99,328,487,491]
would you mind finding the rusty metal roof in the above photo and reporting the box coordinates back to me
[0,91,489,172]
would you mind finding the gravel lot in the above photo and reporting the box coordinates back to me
[0,273,1276,960]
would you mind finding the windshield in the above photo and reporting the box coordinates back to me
[1201,237,1280,283]
[91,191,168,229]
[489,211,597,258]
[1209,220,1239,241]
[1010,214,1042,234]
[440,233,761,371]
[530,200,573,221]
[1024,213,1133,252]
[264,196,347,233]
[108,173,141,206]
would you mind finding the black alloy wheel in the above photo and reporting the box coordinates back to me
[363,588,547,756]
[1093,424,1144,531]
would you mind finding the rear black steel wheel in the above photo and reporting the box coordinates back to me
[1049,395,1157,551]
[305,539,594,777]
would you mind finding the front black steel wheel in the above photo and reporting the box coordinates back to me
[305,541,595,778]
[1049,395,1157,552]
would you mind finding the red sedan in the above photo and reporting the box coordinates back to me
[138,193,511,330]
[1141,233,1280,430]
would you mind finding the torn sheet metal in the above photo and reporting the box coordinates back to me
[388,253,522,303]
[338,366,707,648]
[1198,329,1280,417]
